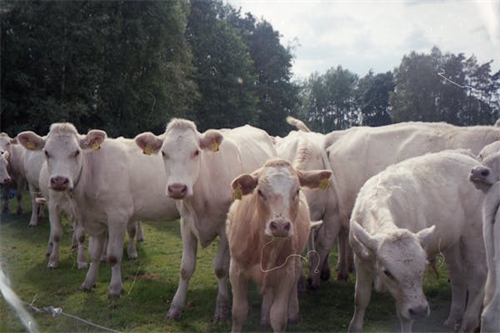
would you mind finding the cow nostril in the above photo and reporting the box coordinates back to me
[270,221,278,230]
[284,223,291,231]
[481,169,490,177]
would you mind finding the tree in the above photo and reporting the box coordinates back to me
[186,0,257,131]
[356,71,394,126]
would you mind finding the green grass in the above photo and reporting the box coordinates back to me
[0,192,454,332]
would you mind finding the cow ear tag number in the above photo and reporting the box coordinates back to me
[210,140,219,152]
[232,184,243,200]
[26,141,36,150]
[92,142,101,151]
[319,178,331,190]
[144,145,155,155]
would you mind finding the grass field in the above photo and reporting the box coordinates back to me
[0,192,455,332]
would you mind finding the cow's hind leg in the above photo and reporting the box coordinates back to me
[166,219,198,320]
[442,246,467,329]
[126,221,139,259]
[106,218,128,297]
[230,262,248,333]
[47,201,63,268]
[348,256,374,332]
[213,229,230,323]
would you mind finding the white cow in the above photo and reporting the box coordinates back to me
[313,122,500,289]
[17,123,179,297]
[135,118,276,321]
[349,150,486,333]
[23,149,46,227]
[469,141,500,332]
[0,133,26,215]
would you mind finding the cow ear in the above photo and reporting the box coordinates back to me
[10,137,18,145]
[199,130,223,152]
[135,132,163,155]
[417,225,435,248]
[231,173,258,200]
[17,131,45,150]
[297,170,332,190]
[80,130,107,150]
[351,221,378,253]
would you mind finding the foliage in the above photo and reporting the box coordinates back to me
[1,192,454,332]
[356,70,395,127]
[390,47,500,125]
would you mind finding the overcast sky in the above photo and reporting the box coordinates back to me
[226,0,500,80]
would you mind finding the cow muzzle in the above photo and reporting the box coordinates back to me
[168,183,188,199]
[406,303,429,320]
[1,176,11,185]
[469,165,493,189]
[267,219,293,238]
[50,176,70,191]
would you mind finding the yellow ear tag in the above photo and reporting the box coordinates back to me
[92,142,100,151]
[26,141,36,150]
[319,178,331,190]
[144,145,154,155]
[232,184,243,200]
[210,140,219,152]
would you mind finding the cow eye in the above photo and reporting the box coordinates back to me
[161,151,169,159]
[383,269,394,280]
[295,189,300,199]
[73,150,80,157]
[193,150,200,158]
[44,150,50,158]
[258,189,266,200]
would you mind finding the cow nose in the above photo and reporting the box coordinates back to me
[168,183,188,199]
[470,166,490,180]
[50,176,69,191]
[2,177,11,184]
[269,220,292,238]
[408,304,429,319]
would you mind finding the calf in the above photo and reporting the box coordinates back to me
[227,159,331,332]
[18,123,178,297]
[349,150,486,333]
[469,141,500,332]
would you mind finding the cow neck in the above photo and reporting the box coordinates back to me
[69,165,84,199]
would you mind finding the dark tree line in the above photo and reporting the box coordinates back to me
[2,1,499,137]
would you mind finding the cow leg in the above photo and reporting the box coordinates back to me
[166,220,198,320]
[397,312,414,333]
[15,180,24,215]
[73,220,87,270]
[27,184,39,227]
[270,271,294,333]
[213,229,230,323]
[308,215,341,289]
[1,185,9,213]
[442,246,466,329]
[81,232,106,291]
[107,219,127,297]
[230,262,248,333]
[288,259,302,324]
[126,222,138,259]
[261,289,273,327]
[348,256,374,332]
[136,221,144,242]
[47,200,63,269]
[459,238,487,332]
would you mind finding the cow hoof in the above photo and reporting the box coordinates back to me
[444,316,461,330]
[17,208,23,215]
[336,271,350,282]
[260,317,270,327]
[307,278,319,291]
[108,293,121,300]
[28,223,37,228]
[213,301,229,323]
[80,284,96,292]
[320,267,331,281]
[100,255,107,262]
[166,307,182,321]
[288,314,299,325]
[47,262,58,269]
[128,253,138,260]
[78,262,88,270]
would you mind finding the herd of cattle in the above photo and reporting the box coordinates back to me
[1,116,500,332]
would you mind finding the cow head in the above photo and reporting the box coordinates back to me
[351,221,435,321]
[135,118,223,200]
[17,123,106,193]
[469,141,500,192]
[0,133,16,157]
[231,158,332,238]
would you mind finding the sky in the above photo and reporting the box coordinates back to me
[226,0,500,80]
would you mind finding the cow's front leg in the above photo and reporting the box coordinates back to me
[270,269,294,333]
[136,221,144,242]
[348,256,374,332]
[81,232,106,291]
[47,200,63,268]
[15,180,24,215]
[213,229,230,323]
[442,246,466,329]
[230,262,248,333]
[288,259,302,324]
[1,185,9,213]
[166,219,197,320]
[106,219,127,297]
[73,219,87,270]
[28,184,39,227]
